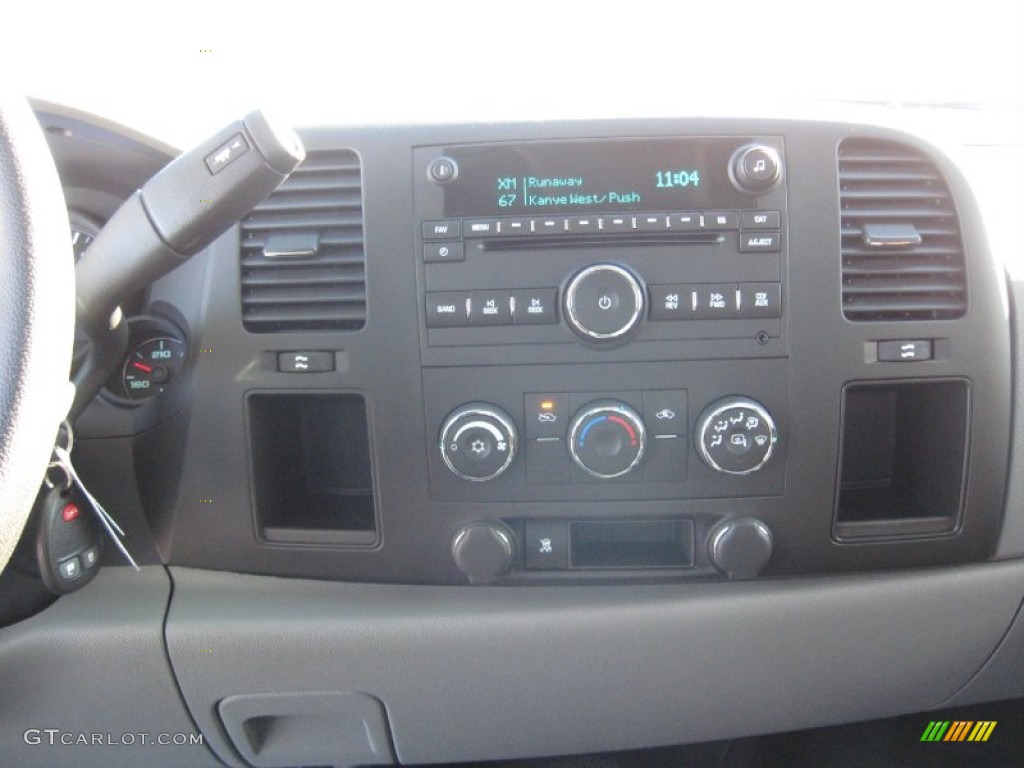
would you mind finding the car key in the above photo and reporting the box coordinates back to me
[34,484,103,595]
[48,421,139,572]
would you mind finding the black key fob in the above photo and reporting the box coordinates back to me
[34,485,102,595]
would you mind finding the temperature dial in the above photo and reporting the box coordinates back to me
[696,397,777,475]
[440,403,518,482]
[569,400,646,479]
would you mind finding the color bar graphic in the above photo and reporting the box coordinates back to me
[921,720,996,742]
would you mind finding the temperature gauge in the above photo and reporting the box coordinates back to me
[121,337,186,400]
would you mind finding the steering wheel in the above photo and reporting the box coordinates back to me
[0,94,75,574]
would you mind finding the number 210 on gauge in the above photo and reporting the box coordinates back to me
[655,169,701,188]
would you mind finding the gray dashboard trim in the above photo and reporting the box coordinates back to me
[166,562,1024,766]
[996,272,1024,559]
[0,567,220,768]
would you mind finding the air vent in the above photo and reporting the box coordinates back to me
[839,138,966,321]
[241,149,365,332]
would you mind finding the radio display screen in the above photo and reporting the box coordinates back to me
[441,137,752,217]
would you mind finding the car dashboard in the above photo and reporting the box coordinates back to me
[2,99,1024,768]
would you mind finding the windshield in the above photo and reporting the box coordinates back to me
[7,1,1023,148]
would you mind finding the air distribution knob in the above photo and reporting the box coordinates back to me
[451,522,516,585]
[568,400,646,479]
[439,403,518,481]
[696,397,777,475]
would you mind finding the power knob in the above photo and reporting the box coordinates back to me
[439,403,518,481]
[728,144,782,194]
[563,263,645,344]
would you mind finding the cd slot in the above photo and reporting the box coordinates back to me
[478,233,724,251]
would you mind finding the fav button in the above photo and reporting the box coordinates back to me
[422,220,462,240]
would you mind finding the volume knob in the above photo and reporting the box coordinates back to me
[563,263,645,343]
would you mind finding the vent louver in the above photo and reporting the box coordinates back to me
[839,138,966,321]
[241,149,365,332]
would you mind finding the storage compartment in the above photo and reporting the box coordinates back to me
[569,520,694,568]
[248,394,376,545]
[834,380,969,540]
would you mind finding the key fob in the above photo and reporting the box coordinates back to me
[34,485,102,595]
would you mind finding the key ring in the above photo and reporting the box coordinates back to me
[44,420,75,491]
[55,420,74,455]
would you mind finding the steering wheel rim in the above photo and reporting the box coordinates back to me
[0,94,75,574]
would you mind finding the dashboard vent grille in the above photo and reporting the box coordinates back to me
[240,149,365,333]
[839,138,966,321]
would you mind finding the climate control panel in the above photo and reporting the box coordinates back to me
[423,360,786,504]
[435,389,780,492]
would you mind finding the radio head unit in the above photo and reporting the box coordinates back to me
[413,136,788,366]
[434,137,756,217]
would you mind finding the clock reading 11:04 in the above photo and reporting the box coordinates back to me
[655,170,701,188]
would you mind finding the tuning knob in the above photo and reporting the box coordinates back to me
[729,144,782,194]
[452,522,516,585]
[708,517,773,579]
[439,403,518,481]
